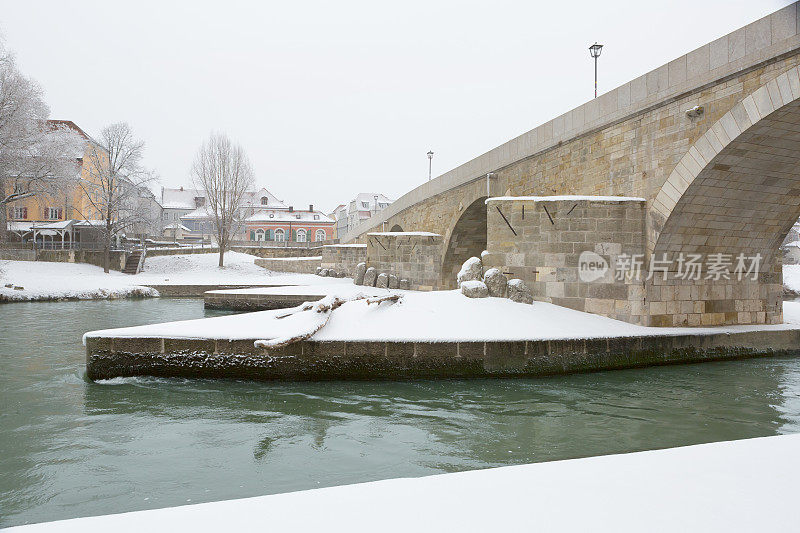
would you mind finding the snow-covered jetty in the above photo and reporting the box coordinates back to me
[83,291,800,381]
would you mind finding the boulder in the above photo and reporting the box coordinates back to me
[354,262,367,285]
[388,274,399,289]
[376,272,389,288]
[457,256,482,286]
[328,269,338,278]
[461,280,488,298]
[507,278,533,304]
[399,279,411,290]
[315,266,323,275]
[319,268,329,277]
[483,268,508,297]
[364,267,378,287]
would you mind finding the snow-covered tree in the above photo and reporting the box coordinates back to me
[0,41,82,242]
[191,133,255,267]
[77,122,157,272]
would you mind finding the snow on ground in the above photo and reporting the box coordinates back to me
[8,433,800,532]
[0,252,343,302]
[0,261,157,302]
[84,289,800,343]
[783,264,800,294]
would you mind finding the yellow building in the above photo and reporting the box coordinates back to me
[6,120,110,244]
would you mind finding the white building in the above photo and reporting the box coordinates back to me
[334,193,392,236]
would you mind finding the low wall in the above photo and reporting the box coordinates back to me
[255,256,322,274]
[320,244,367,277]
[147,247,218,257]
[366,232,443,290]
[85,328,800,382]
[34,250,128,272]
[205,291,326,311]
[141,284,291,297]
[232,245,326,258]
[0,249,35,261]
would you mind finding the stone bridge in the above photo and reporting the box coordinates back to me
[345,3,800,327]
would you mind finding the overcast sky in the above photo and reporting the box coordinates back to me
[0,1,791,212]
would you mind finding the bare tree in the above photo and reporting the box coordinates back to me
[191,133,255,267]
[0,41,82,243]
[77,122,156,272]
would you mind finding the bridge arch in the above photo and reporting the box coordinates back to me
[441,196,488,289]
[648,66,800,326]
[389,224,404,232]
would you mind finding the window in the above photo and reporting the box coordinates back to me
[379,203,388,208]
[296,229,307,242]
[260,197,269,205]
[162,212,168,220]
[361,202,369,209]
[10,207,27,219]
[313,214,320,220]
[275,229,285,242]
[255,229,265,241]
[315,229,326,242]
[295,214,300,219]
[269,213,274,218]
[46,207,62,220]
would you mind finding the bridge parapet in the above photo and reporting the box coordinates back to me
[344,3,800,244]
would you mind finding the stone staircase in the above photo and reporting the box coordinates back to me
[122,249,144,274]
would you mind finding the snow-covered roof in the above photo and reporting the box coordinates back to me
[31,220,74,230]
[7,221,34,232]
[164,222,191,231]
[181,206,212,220]
[162,186,287,211]
[246,209,333,224]
[241,188,287,209]
[74,219,107,227]
[161,187,203,210]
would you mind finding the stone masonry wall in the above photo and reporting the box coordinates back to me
[320,244,367,277]
[254,257,322,274]
[484,197,647,324]
[366,232,443,291]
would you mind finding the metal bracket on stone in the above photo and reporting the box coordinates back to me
[495,206,517,236]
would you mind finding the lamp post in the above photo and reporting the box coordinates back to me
[589,42,603,98]
[427,150,434,181]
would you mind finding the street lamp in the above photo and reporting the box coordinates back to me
[589,42,603,98]
[427,150,434,181]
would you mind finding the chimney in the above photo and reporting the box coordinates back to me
[309,204,314,212]
[289,206,293,212]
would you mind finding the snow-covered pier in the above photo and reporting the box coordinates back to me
[84,291,800,382]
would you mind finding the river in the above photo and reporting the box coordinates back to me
[2,298,800,527]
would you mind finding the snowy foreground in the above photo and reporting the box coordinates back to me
[85,288,800,343]
[0,252,339,302]
[8,434,800,532]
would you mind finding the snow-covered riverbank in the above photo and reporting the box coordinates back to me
[8,433,800,532]
[0,252,341,302]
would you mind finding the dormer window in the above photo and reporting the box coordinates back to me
[361,202,369,209]
[269,213,274,218]
[260,197,269,205]
[295,214,301,219]
[313,215,320,220]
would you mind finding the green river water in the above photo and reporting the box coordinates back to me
[2,298,800,528]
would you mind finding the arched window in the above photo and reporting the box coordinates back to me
[275,229,285,242]
[255,229,265,241]
[297,229,307,242]
[315,229,326,242]
[260,197,269,205]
